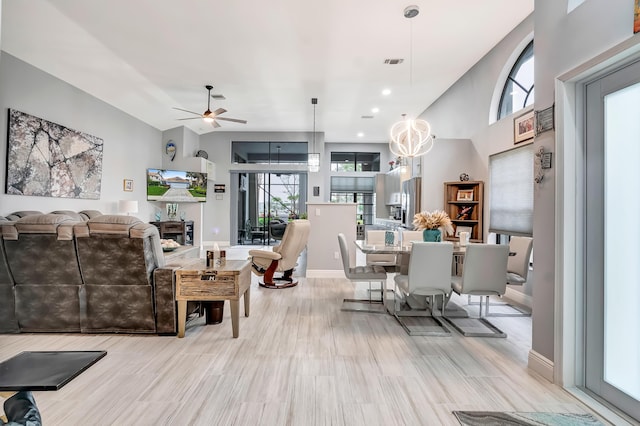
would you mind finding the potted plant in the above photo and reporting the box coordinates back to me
[412,210,454,242]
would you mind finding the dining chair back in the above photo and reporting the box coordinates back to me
[449,243,509,337]
[338,233,387,313]
[507,236,533,286]
[365,230,397,268]
[401,230,423,243]
[402,241,454,297]
[393,241,454,335]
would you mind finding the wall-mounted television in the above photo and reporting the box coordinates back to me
[146,168,207,202]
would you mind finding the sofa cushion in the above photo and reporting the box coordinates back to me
[2,214,79,241]
[50,210,86,221]
[82,215,142,235]
[5,211,43,221]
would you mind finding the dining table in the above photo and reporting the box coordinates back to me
[354,239,468,275]
[354,239,514,273]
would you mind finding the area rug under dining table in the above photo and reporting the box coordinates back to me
[453,411,604,426]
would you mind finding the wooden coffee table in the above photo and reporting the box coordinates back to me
[175,259,250,338]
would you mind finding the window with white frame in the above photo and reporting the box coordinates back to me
[498,41,534,120]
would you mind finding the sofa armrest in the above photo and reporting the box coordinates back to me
[153,267,179,335]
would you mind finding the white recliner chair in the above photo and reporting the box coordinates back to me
[249,219,310,289]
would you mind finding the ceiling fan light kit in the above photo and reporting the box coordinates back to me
[173,85,247,128]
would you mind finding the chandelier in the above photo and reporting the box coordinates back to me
[389,115,435,158]
[388,5,435,159]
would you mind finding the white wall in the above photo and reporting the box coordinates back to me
[0,53,162,220]
[306,203,357,272]
[419,138,482,213]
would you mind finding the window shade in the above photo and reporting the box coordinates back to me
[330,177,374,192]
[489,144,534,236]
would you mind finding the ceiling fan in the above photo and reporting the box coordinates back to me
[173,85,247,128]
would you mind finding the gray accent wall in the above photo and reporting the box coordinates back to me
[532,0,637,364]
[0,52,163,220]
[415,0,640,367]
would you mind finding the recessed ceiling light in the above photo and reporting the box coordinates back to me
[357,132,364,138]
[382,89,391,96]
[371,107,379,114]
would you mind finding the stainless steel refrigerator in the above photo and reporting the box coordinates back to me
[401,177,421,229]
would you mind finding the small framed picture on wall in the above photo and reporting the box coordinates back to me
[123,179,133,192]
[514,109,535,144]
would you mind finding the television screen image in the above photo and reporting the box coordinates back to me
[147,168,207,202]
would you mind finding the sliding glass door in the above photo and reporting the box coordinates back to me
[231,171,307,246]
[584,59,640,421]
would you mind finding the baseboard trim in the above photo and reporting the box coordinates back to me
[528,349,554,382]
[504,287,533,308]
[306,270,344,278]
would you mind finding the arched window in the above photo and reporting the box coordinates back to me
[498,41,534,120]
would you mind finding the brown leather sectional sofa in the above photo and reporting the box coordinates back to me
[0,212,180,335]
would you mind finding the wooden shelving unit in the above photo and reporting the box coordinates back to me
[150,220,194,246]
[443,181,484,242]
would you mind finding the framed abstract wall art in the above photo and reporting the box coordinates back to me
[6,109,103,199]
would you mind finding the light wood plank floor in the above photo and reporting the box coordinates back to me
[0,274,603,425]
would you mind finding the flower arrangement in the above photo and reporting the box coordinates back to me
[388,160,395,170]
[412,210,454,236]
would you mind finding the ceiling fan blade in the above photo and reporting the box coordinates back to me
[176,117,202,121]
[212,108,227,116]
[212,120,221,128]
[216,117,247,124]
[173,107,202,116]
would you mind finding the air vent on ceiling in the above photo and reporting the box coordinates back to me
[211,94,226,100]
[384,59,404,65]
[361,115,374,119]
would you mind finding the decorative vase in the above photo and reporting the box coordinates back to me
[423,229,441,242]
[384,230,395,246]
[166,203,178,220]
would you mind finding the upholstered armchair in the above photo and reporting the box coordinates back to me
[249,219,310,288]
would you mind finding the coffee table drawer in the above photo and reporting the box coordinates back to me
[176,270,237,299]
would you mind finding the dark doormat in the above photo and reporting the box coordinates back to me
[453,411,604,426]
[0,351,106,391]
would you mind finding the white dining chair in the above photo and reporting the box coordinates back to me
[468,237,533,316]
[393,241,454,335]
[401,230,423,243]
[447,243,509,337]
[365,230,397,270]
[338,233,388,313]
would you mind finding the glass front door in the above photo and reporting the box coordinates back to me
[584,59,640,421]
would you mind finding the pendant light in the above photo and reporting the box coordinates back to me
[389,5,435,159]
[389,114,435,158]
[308,97,320,172]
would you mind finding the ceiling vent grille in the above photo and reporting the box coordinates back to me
[211,94,226,100]
[361,115,374,119]
[384,59,404,65]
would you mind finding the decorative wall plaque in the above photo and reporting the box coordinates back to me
[535,105,555,136]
